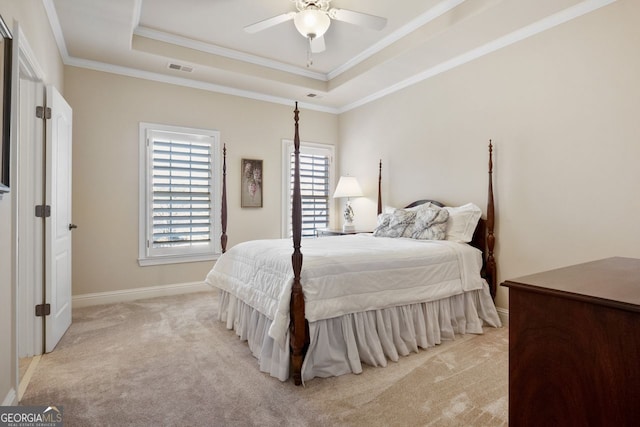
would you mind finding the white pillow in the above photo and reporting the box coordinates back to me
[443,203,482,243]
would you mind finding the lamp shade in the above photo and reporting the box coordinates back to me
[333,176,363,199]
[294,9,331,39]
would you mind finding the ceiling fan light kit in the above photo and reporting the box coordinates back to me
[294,7,331,39]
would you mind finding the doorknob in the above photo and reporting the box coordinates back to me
[69,223,78,230]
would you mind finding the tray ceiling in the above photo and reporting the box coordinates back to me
[45,0,615,113]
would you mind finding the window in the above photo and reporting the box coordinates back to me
[139,123,221,266]
[282,140,335,238]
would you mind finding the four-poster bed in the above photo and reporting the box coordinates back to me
[208,103,500,385]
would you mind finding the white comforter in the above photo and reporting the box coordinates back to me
[205,234,487,347]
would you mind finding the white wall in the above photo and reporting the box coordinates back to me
[0,0,64,406]
[338,0,640,310]
[64,67,338,296]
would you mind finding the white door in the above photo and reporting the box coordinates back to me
[45,85,73,352]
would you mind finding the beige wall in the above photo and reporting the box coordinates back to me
[0,0,64,406]
[2,0,638,404]
[64,67,338,296]
[338,0,640,310]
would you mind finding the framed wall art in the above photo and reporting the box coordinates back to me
[241,158,262,208]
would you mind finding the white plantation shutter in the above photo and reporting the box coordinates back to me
[290,152,330,237]
[139,124,221,265]
[152,138,212,247]
[283,141,334,238]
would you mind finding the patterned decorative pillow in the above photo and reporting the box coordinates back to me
[373,212,392,235]
[376,212,392,227]
[411,205,449,240]
[401,202,432,237]
[374,209,416,237]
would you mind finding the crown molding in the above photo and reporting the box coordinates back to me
[63,56,340,114]
[42,0,616,115]
[42,0,69,59]
[338,0,617,113]
[133,26,328,81]
[134,1,470,83]
[328,0,466,79]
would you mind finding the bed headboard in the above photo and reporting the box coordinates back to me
[404,200,444,209]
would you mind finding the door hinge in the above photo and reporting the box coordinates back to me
[35,205,51,218]
[35,303,51,317]
[36,106,52,120]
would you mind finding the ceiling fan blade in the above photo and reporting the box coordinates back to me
[310,36,326,53]
[244,12,296,34]
[329,8,387,31]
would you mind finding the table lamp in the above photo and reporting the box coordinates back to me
[333,176,363,232]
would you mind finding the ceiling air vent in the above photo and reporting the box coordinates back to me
[167,62,193,73]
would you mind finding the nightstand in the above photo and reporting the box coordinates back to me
[315,228,370,237]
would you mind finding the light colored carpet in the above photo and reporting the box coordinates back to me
[20,290,508,426]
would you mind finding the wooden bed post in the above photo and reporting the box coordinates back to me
[486,141,497,298]
[221,143,228,254]
[290,103,307,386]
[377,159,382,216]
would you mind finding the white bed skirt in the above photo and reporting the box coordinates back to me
[217,284,502,383]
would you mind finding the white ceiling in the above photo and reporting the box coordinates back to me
[44,0,615,114]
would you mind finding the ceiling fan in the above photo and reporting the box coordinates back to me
[244,0,387,54]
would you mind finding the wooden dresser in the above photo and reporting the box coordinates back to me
[501,257,640,426]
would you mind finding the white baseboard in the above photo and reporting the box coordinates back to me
[73,281,509,325]
[73,281,213,308]
[496,307,509,327]
[18,355,41,402]
[2,387,17,406]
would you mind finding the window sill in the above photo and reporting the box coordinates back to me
[138,253,219,267]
